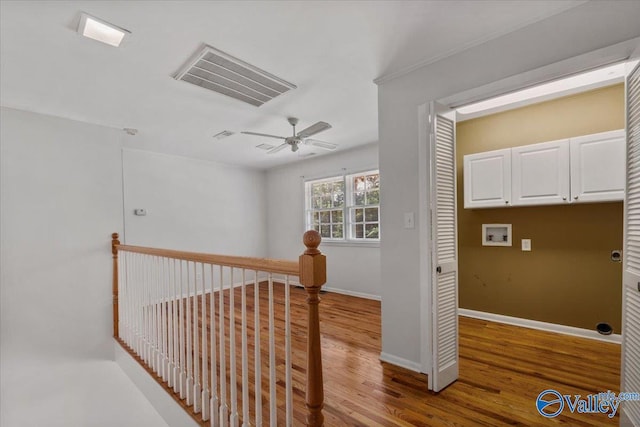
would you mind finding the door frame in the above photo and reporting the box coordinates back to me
[417,37,640,376]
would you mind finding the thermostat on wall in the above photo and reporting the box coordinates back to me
[134,208,147,216]
[482,224,512,247]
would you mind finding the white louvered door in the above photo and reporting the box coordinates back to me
[428,101,459,392]
[622,61,640,427]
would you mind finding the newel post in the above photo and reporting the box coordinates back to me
[112,233,120,339]
[299,230,326,427]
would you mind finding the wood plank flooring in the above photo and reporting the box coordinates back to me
[118,284,621,426]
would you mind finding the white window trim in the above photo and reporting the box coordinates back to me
[304,169,380,245]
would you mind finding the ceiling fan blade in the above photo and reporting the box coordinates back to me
[304,139,337,150]
[267,142,289,154]
[241,131,286,140]
[296,121,332,138]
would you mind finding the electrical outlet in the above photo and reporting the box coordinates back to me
[521,239,531,251]
[134,208,147,216]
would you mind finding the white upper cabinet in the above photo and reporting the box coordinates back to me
[463,149,511,208]
[511,139,570,206]
[570,129,626,203]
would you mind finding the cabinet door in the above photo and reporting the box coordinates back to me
[463,149,511,208]
[511,139,570,206]
[570,129,625,203]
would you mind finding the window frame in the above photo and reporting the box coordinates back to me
[304,169,380,245]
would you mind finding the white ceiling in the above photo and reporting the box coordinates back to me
[0,0,584,169]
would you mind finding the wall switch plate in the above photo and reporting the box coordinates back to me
[134,208,147,216]
[404,212,415,229]
[521,239,531,251]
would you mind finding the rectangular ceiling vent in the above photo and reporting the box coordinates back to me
[175,45,296,107]
[213,130,235,140]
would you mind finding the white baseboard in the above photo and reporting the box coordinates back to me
[379,352,422,372]
[322,286,381,301]
[458,308,622,344]
[114,341,199,427]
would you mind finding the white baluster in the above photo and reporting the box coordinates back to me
[145,255,151,365]
[268,273,276,427]
[201,263,210,421]
[254,270,262,427]
[186,262,193,405]
[179,261,187,400]
[160,257,169,382]
[210,264,219,427]
[230,268,239,427]
[219,266,229,426]
[284,275,292,427]
[151,256,158,373]
[167,258,174,388]
[241,269,250,427]
[193,263,201,413]
[172,259,180,393]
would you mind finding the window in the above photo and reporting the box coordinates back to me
[305,170,380,242]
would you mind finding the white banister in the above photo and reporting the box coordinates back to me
[192,262,201,414]
[210,264,219,427]
[285,274,293,427]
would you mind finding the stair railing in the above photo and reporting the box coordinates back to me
[111,230,326,426]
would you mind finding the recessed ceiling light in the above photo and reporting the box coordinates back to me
[77,12,130,47]
[256,143,275,150]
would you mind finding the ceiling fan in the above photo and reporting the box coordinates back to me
[242,117,337,154]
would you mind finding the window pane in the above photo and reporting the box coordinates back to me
[366,189,379,205]
[320,224,330,238]
[351,208,363,223]
[331,224,343,239]
[354,176,366,192]
[355,224,364,238]
[365,207,378,222]
[319,211,330,224]
[331,210,343,223]
[365,223,379,239]
[312,196,322,209]
[321,196,332,208]
[366,174,380,190]
[312,183,323,197]
[313,212,320,227]
[333,181,345,194]
[354,191,365,206]
[333,191,344,208]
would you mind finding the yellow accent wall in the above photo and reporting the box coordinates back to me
[456,84,624,332]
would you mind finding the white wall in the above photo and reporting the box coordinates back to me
[266,144,381,298]
[377,2,640,366]
[122,149,267,257]
[0,108,169,427]
[0,107,123,362]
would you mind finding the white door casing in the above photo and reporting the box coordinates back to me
[621,61,640,427]
[428,101,459,392]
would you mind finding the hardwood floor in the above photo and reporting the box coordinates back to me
[118,284,621,426]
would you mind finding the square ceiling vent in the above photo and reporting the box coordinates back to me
[174,45,296,107]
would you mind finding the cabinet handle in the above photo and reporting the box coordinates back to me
[574,195,579,200]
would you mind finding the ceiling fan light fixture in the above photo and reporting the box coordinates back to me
[291,143,299,152]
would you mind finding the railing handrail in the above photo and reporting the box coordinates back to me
[115,243,299,276]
